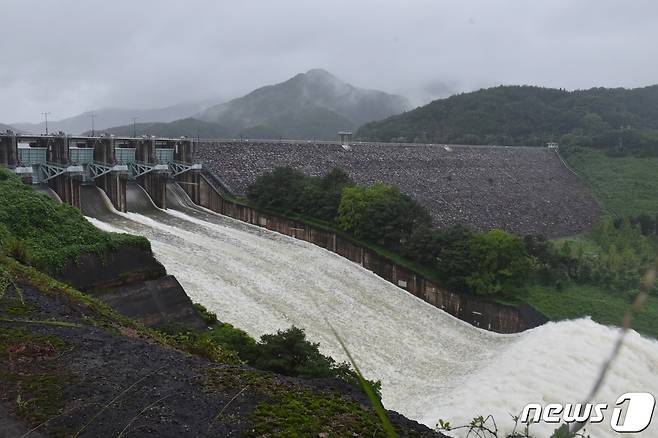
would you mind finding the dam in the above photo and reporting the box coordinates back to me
[195,140,601,238]
[2,133,657,436]
[79,179,658,438]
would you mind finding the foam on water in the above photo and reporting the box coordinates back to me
[85,207,658,437]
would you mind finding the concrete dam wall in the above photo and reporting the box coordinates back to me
[196,141,600,238]
[183,171,547,334]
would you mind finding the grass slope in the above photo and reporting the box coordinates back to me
[523,283,658,339]
[0,169,148,274]
[564,147,658,217]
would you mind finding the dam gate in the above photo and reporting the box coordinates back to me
[0,132,201,211]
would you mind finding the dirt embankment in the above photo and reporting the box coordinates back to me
[0,262,443,437]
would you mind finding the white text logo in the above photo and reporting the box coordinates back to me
[520,393,655,433]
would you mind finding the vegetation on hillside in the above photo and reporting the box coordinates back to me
[186,305,382,395]
[563,146,658,217]
[0,169,148,274]
[357,85,658,156]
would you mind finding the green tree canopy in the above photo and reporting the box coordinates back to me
[336,184,432,249]
[463,229,533,295]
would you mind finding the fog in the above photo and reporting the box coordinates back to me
[1,0,657,122]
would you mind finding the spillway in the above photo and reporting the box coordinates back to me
[82,183,658,437]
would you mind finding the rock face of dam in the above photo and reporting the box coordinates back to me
[196,141,600,238]
[82,181,658,438]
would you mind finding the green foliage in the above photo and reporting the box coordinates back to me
[357,84,658,156]
[252,326,338,378]
[248,168,533,296]
[546,219,655,293]
[251,327,380,394]
[204,322,257,361]
[208,368,393,438]
[252,390,390,437]
[402,226,533,296]
[336,184,432,249]
[175,322,379,393]
[193,302,218,326]
[4,238,31,264]
[0,168,149,273]
[524,282,658,339]
[0,326,71,426]
[464,230,533,295]
[327,323,396,437]
[165,330,242,365]
[247,167,353,221]
[563,146,658,217]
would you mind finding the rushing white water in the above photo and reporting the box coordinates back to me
[84,187,658,437]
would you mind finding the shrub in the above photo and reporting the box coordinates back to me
[205,322,258,361]
[250,326,381,396]
[166,330,241,364]
[193,303,218,326]
[4,238,31,265]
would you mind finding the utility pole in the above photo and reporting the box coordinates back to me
[89,112,97,137]
[131,117,139,138]
[41,112,50,135]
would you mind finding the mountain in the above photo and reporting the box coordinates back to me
[194,68,409,140]
[356,85,658,153]
[88,118,230,139]
[11,97,224,135]
[0,123,18,133]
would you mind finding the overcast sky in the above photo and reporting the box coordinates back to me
[1,0,657,123]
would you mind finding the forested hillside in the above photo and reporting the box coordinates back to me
[357,85,658,155]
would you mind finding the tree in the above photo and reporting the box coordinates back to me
[463,230,532,295]
[247,167,307,213]
[314,168,353,221]
[251,327,335,378]
[336,184,432,249]
[247,167,354,221]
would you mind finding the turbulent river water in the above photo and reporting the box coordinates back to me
[82,183,658,437]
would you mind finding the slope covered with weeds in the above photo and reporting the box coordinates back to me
[0,257,439,437]
[0,169,148,274]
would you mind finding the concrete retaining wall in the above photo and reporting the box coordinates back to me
[57,244,206,330]
[183,171,548,334]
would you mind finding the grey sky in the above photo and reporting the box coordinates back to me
[2,0,657,123]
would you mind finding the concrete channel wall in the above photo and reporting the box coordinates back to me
[180,170,548,334]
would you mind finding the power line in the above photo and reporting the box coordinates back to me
[131,117,139,138]
[41,112,50,135]
[88,112,97,136]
